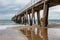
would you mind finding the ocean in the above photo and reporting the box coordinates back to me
[0,20,21,30]
[48,20,60,24]
[0,20,16,25]
[35,20,60,24]
[0,20,60,29]
[0,20,60,25]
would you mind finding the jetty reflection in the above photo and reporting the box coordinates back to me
[20,25,60,40]
[20,25,48,40]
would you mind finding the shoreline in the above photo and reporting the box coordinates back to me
[0,24,60,29]
[7,24,60,29]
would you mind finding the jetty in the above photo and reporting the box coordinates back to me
[12,0,60,40]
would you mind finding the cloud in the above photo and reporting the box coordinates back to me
[49,5,60,19]
[0,0,31,20]
[0,0,60,20]
[0,13,16,20]
[39,5,60,20]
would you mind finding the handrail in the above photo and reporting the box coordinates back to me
[17,0,41,15]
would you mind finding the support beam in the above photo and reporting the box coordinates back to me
[24,14,26,25]
[26,11,28,24]
[43,1,49,27]
[15,16,17,22]
[34,14,36,24]
[29,14,32,26]
[17,16,21,24]
[14,17,16,22]
[28,14,30,24]
[16,16,19,23]
[17,16,19,21]
[37,10,40,25]
[23,16,24,24]
[20,16,21,23]
[32,7,36,24]
[40,1,49,27]
[40,1,49,40]
[21,16,23,24]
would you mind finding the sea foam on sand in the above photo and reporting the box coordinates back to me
[0,24,25,30]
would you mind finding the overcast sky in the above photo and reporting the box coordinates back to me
[0,0,60,20]
[0,0,30,20]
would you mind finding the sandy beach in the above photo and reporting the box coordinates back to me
[0,29,28,40]
[0,24,60,40]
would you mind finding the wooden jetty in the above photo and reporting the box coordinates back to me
[12,0,60,40]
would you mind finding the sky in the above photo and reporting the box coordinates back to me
[0,0,31,20]
[0,0,60,20]
[40,5,60,20]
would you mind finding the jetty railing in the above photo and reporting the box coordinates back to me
[17,0,41,15]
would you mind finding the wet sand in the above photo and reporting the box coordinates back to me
[19,24,60,40]
[20,28,60,40]
[48,28,60,40]
[0,29,28,40]
[0,24,60,40]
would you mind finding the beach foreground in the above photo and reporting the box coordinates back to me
[0,29,28,40]
[0,24,60,40]
[8,24,60,40]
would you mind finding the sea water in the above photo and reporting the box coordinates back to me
[48,20,60,24]
[0,20,21,30]
[35,20,60,24]
[0,20,16,25]
[0,20,60,25]
[0,20,60,29]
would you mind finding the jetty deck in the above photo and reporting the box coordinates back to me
[12,0,60,40]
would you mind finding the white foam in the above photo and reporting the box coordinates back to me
[0,24,25,30]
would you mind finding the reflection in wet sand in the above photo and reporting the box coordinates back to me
[20,26,48,40]
[0,26,60,40]
[20,26,60,40]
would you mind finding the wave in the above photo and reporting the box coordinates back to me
[0,24,25,30]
